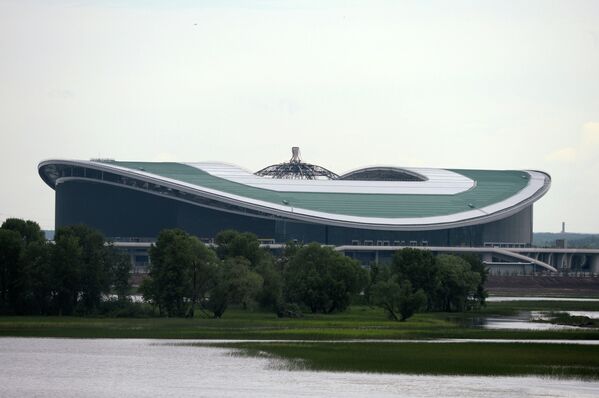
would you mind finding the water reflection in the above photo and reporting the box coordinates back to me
[487,296,599,302]
[482,313,579,330]
[1,338,599,398]
[456,311,584,331]
[564,311,599,319]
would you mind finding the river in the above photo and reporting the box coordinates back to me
[1,338,598,397]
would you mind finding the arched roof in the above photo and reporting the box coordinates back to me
[39,159,551,231]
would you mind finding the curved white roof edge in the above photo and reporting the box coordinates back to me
[38,159,551,231]
[185,162,475,195]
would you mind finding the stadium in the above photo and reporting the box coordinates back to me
[38,147,550,246]
[42,148,595,274]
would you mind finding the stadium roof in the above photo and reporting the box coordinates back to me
[39,159,550,231]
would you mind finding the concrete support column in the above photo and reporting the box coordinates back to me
[567,254,573,270]
[590,255,599,274]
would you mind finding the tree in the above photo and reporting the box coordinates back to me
[144,229,195,317]
[55,225,110,314]
[254,256,283,310]
[434,255,482,312]
[284,243,367,313]
[223,257,263,310]
[215,230,284,313]
[0,229,24,313]
[1,219,46,314]
[22,240,53,314]
[188,237,219,318]
[205,257,263,318]
[2,219,137,316]
[371,279,426,321]
[392,248,438,310]
[215,230,263,267]
[107,248,132,301]
[459,254,488,308]
[1,218,45,245]
[51,233,83,315]
[142,229,222,317]
[365,262,391,305]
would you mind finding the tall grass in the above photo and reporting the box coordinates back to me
[215,341,599,379]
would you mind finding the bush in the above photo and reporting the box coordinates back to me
[97,299,155,318]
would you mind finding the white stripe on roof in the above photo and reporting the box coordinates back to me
[185,162,475,194]
[38,160,550,230]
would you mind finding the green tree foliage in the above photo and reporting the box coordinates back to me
[371,279,426,321]
[372,249,488,320]
[188,237,219,317]
[435,255,482,312]
[51,233,83,315]
[1,218,45,245]
[284,243,367,313]
[215,230,263,266]
[107,248,132,301]
[1,219,136,316]
[215,229,283,312]
[0,229,24,313]
[1,219,46,314]
[224,257,263,309]
[142,229,273,318]
[254,256,283,310]
[55,225,110,314]
[459,253,489,308]
[144,229,196,317]
[22,240,53,314]
[392,248,439,310]
[206,257,263,318]
[142,230,226,318]
[364,262,391,304]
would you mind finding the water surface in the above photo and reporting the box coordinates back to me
[1,338,599,397]
[487,296,599,302]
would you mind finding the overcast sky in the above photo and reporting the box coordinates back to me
[1,0,598,232]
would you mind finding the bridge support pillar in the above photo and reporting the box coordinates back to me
[590,255,599,274]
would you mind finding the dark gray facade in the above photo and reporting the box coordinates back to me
[56,179,534,247]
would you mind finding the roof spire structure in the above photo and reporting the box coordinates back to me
[255,147,339,180]
[290,146,302,163]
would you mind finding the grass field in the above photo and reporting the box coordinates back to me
[3,300,599,378]
[203,341,599,379]
[2,302,599,340]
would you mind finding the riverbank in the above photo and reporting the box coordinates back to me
[2,302,599,340]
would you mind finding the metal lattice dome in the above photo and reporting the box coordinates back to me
[255,147,339,180]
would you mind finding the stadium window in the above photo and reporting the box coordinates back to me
[72,166,84,177]
[102,172,119,183]
[85,168,101,180]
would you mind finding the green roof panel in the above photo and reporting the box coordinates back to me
[107,161,530,219]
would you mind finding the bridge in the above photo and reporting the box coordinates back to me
[334,245,599,275]
[113,241,599,275]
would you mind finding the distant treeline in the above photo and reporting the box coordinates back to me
[0,219,131,316]
[533,232,599,248]
[1,218,488,320]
